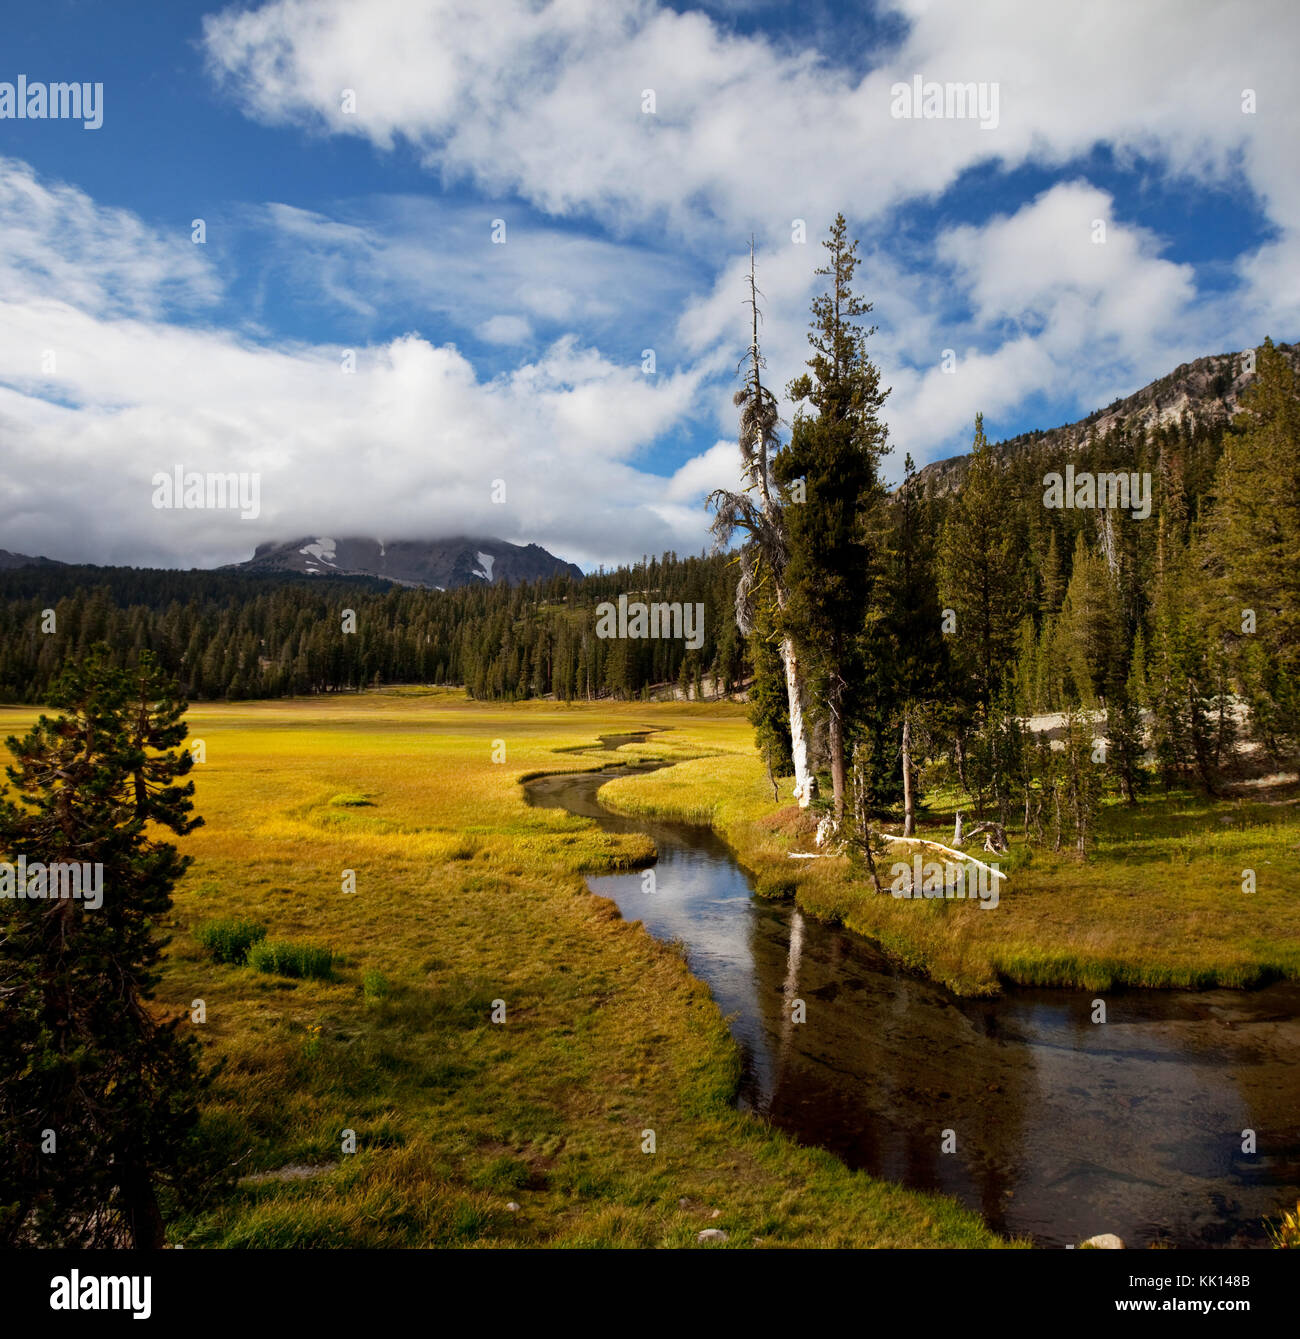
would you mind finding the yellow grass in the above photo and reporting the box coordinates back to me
[0,691,1004,1248]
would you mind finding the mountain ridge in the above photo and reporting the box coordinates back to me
[911,341,1299,495]
[224,535,584,589]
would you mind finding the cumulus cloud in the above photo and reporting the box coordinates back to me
[6,1,1300,572]
[201,0,1299,252]
[200,0,1300,467]
[0,160,729,571]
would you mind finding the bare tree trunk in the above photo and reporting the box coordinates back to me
[780,635,816,807]
[852,744,882,893]
[120,1164,166,1249]
[828,701,846,826]
[902,711,915,837]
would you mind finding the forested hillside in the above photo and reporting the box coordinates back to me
[0,552,744,703]
[714,219,1297,847]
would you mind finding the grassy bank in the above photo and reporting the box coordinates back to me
[0,692,1004,1248]
[596,713,1300,997]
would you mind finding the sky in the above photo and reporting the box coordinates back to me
[0,0,1297,572]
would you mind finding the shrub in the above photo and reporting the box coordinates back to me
[247,939,335,980]
[328,793,373,807]
[362,969,391,1000]
[195,917,267,965]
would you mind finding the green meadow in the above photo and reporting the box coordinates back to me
[598,716,1300,996]
[4,688,1294,1245]
[0,692,1002,1248]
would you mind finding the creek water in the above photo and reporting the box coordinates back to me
[524,736,1300,1248]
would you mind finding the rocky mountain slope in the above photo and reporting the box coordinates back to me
[913,342,1299,495]
[226,536,583,589]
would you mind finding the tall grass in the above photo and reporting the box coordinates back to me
[194,917,267,965]
[247,939,335,980]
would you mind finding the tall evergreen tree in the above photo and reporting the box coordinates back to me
[709,241,818,805]
[0,650,205,1247]
[774,214,891,825]
[885,454,947,834]
[1203,337,1300,758]
[937,413,1022,709]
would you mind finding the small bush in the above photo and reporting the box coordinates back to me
[329,793,373,807]
[362,969,391,1000]
[195,917,267,965]
[248,939,335,980]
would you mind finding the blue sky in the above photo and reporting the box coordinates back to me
[1,0,1296,570]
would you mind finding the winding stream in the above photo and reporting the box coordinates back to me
[525,734,1300,1247]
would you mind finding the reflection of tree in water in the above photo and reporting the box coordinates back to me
[744,899,1034,1234]
[528,766,1300,1245]
[1230,1003,1300,1206]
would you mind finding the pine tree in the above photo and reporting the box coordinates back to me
[1204,337,1300,758]
[1062,708,1103,857]
[937,413,1022,709]
[0,649,206,1247]
[748,597,793,800]
[1058,531,1121,709]
[1040,527,1065,616]
[885,456,947,834]
[1105,690,1145,805]
[774,214,891,825]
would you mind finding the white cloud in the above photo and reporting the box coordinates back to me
[7,0,1300,575]
[202,0,1299,250]
[0,157,219,318]
[477,314,533,344]
[201,0,1300,466]
[247,196,694,347]
[0,161,718,571]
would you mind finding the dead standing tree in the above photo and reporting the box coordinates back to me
[709,242,817,807]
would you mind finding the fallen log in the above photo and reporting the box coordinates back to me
[878,832,1008,881]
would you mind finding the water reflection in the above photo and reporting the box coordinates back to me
[525,760,1300,1247]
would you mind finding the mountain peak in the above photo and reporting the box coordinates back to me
[912,342,1299,495]
[227,536,582,589]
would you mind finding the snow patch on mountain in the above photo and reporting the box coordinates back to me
[299,538,337,565]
